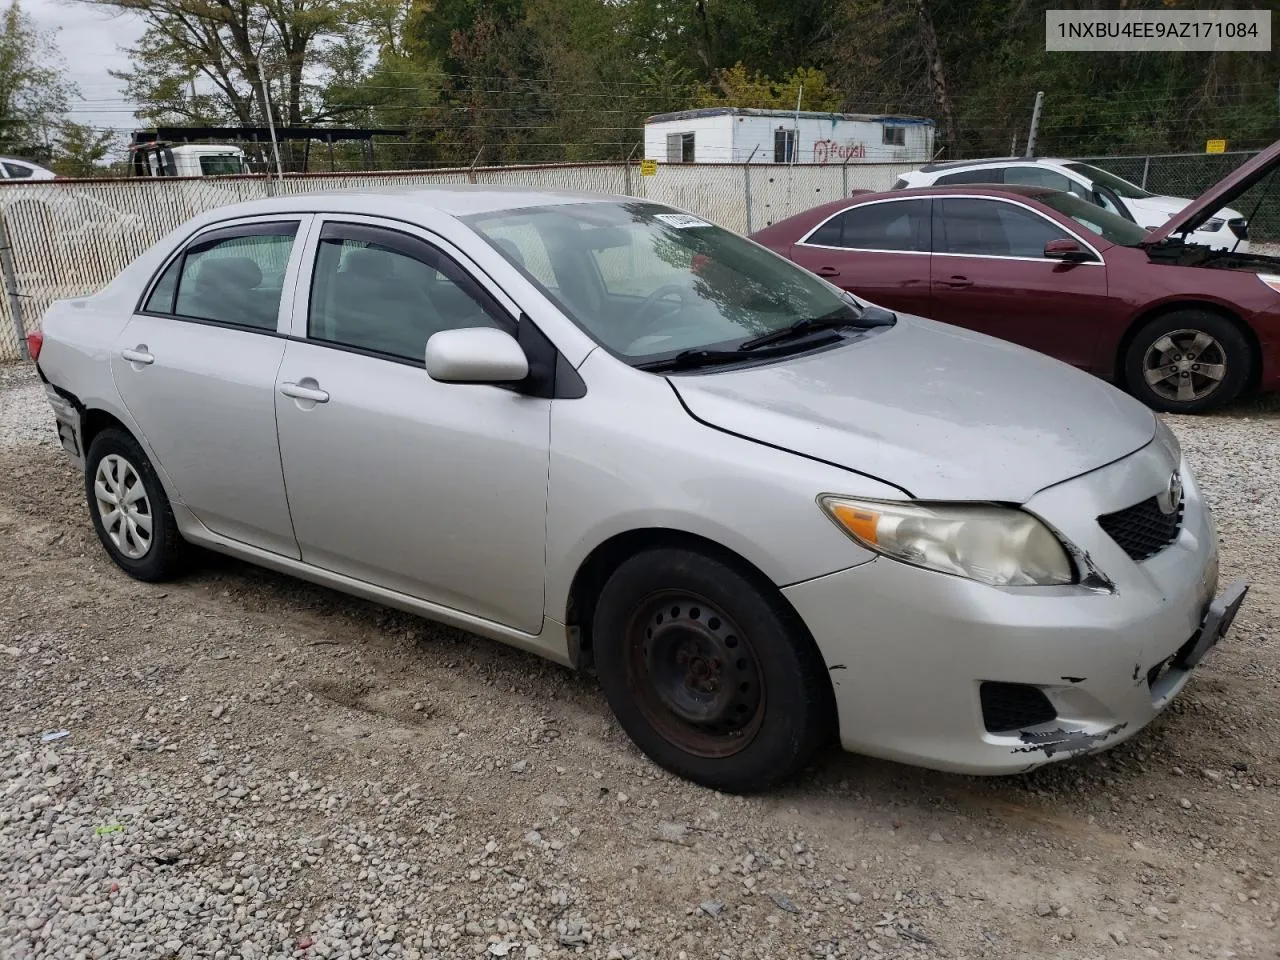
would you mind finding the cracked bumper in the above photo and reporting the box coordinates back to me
[783,442,1240,775]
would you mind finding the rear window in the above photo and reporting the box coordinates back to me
[935,168,1007,186]
[891,177,909,190]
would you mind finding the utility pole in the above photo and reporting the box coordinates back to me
[257,56,284,180]
[1025,91,1044,158]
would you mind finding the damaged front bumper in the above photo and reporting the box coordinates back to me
[782,437,1243,776]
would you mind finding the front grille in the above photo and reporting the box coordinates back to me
[1098,494,1183,563]
[980,682,1057,733]
[1228,218,1248,241]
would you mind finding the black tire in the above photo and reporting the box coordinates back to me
[85,428,189,581]
[592,547,830,793]
[1123,310,1251,414]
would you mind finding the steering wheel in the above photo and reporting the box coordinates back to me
[633,284,689,325]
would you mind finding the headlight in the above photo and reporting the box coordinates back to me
[1258,274,1280,295]
[819,496,1076,587]
[1203,218,1225,232]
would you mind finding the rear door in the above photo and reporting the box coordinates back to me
[787,197,933,316]
[928,197,1112,369]
[111,216,311,557]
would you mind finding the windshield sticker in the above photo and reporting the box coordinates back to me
[654,213,713,229]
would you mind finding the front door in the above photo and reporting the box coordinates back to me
[273,219,551,633]
[110,217,309,557]
[788,197,934,316]
[929,197,1111,370]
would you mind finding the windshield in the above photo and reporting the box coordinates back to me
[1063,162,1156,199]
[1035,191,1150,246]
[199,154,246,176]
[466,200,859,363]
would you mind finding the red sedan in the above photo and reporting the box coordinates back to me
[750,142,1280,413]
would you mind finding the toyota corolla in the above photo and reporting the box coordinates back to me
[29,187,1248,791]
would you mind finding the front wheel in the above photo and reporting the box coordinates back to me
[85,428,189,581]
[592,548,831,793]
[1123,310,1251,413]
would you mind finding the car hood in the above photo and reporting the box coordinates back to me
[669,315,1156,503]
[1145,138,1280,244]
[1127,194,1243,227]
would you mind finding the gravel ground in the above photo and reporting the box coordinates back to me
[1,360,1278,960]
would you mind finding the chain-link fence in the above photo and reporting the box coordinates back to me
[0,160,913,361]
[1078,149,1279,245]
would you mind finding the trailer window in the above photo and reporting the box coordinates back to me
[666,132,694,164]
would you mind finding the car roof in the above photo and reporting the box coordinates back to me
[916,156,1070,173]
[866,184,1061,202]
[194,184,628,223]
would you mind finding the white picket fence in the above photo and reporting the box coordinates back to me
[0,160,913,361]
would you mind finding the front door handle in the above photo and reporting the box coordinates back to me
[280,381,330,403]
[939,275,972,289]
[815,266,841,277]
[121,346,154,365]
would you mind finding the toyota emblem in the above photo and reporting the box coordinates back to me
[1159,471,1183,515]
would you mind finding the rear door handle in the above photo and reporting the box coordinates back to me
[121,346,154,365]
[939,275,972,289]
[815,266,841,277]
[280,381,329,403]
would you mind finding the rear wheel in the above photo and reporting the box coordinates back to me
[85,428,188,581]
[1124,310,1251,413]
[592,548,830,793]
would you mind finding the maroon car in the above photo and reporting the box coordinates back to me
[750,141,1280,413]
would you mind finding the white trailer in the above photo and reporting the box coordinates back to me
[644,107,936,166]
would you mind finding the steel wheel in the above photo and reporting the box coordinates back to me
[1141,329,1228,405]
[93,453,153,560]
[625,590,765,759]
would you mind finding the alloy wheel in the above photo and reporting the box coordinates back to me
[1142,329,1228,405]
[93,453,153,560]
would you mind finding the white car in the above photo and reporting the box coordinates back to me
[0,157,57,181]
[894,158,1250,253]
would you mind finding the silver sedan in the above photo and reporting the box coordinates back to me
[30,187,1247,791]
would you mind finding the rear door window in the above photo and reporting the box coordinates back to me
[806,200,931,252]
[934,167,1007,185]
[143,221,299,331]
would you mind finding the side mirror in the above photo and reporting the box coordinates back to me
[1043,238,1093,263]
[425,327,529,384]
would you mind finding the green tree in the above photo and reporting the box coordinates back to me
[51,122,118,177]
[80,0,354,128]
[0,0,76,160]
[695,63,843,112]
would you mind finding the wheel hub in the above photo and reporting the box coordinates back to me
[1141,329,1227,404]
[628,594,765,758]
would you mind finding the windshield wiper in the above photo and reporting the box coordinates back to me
[737,304,896,352]
[634,348,755,372]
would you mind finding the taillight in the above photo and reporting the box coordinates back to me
[26,331,43,362]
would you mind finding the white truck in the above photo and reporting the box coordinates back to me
[130,142,251,178]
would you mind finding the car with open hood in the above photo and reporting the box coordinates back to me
[892,156,1250,252]
[28,185,1247,791]
[752,140,1280,413]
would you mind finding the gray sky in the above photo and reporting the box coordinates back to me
[25,0,144,131]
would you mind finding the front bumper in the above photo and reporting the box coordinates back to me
[785,437,1247,775]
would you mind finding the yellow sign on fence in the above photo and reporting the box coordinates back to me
[1206,139,1227,154]
[639,159,658,177]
